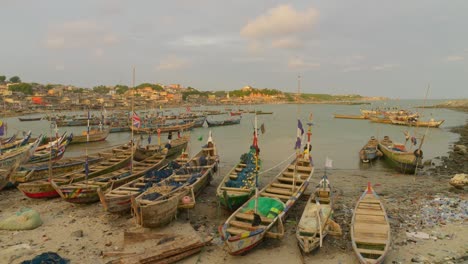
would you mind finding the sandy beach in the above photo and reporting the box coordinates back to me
[1,119,467,264]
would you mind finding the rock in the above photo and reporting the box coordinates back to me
[423,159,432,166]
[411,254,428,262]
[449,173,467,189]
[105,241,112,247]
[71,230,83,237]
[453,145,467,154]
[406,232,431,240]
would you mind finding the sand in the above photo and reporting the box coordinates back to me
[0,164,467,264]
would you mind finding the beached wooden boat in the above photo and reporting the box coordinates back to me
[351,183,391,263]
[255,111,273,115]
[334,114,368,120]
[11,154,103,184]
[216,137,260,211]
[134,134,189,161]
[0,140,41,190]
[230,111,242,116]
[0,131,32,152]
[132,134,219,227]
[378,136,423,174]
[52,154,166,204]
[359,137,383,163]
[0,133,18,144]
[17,143,134,199]
[69,127,110,144]
[219,156,314,255]
[206,118,240,127]
[296,174,337,253]
[389,118,445,128]
[99,152,190,214]
[27,133,73,164]
[368,116,392,124]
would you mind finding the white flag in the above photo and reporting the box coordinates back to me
[325,157,333,168]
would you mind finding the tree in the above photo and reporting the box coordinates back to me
[135,83,164,91]
[8,83,33,95]
[9,76,21,83]
[92,85,110,94]
[115,85,129,95]
[0,75,5,83]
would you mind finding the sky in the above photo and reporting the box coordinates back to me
[0,0,467,99]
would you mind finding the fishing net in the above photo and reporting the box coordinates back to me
[21,252,69,264]
[242,197,284,218]
[225,150,260,188]
[0,208,43,230]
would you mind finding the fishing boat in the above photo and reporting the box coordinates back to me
[219,119,314,255]
[17,143,134,199]
[52,153,166,204]
[359,137,383,163]
[18,116,42,121]
[99,152,190,214]
[216,117,260,211]
[389,117,445,128]
[133,134,190,161]
[296,173,340,253]
[130,121,195,134]
[206,118,240,127]
[69,126,110,144]
[0,139,41,190]
[230,111,242,116]
[131,132,219,228]
[11,154,103,184]
[255,111,273,115]
[351,183,391,263]
[377,136,423,174]
[368,116,392,124]
[27,133,73,164]
[0,131,32,152]
[333,114,368,120]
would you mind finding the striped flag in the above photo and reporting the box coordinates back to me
[0,120,5,136]
[325,157,333,169]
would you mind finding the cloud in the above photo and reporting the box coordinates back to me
[342,67,362,72]
[287,57,320,70]
[241,5,318,39]
[271,37,303,49]
[44,19,119,54]
[372,64,399,71]
[156,56,190,71]
[445,55,464,62]
[241,4,318,52]
[171,35,236,47]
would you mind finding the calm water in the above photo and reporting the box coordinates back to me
[3,100,466,183]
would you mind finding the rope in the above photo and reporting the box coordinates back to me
[257,151,296,175]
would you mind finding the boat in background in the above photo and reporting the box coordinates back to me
[389,117,444,128]
[351,183,391,263]
[334,114,368,120]
[18,116,42,121]
[70,126,110,144]
[206,118,240,127]
[359,136,383,163]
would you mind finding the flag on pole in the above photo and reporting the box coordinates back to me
[148,133,152,144]
[186,106,191,112]
[0,120,5,136]
[325,157,333,169]
[260,123,265,134]
[132,111,141,128]
[198,135,203,141]
[295,119,304,149]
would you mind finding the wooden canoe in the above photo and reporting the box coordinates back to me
[296,174,334,253]
[134,134,190,161]
[132,136,219,228]
[359,137,383,163]
[52,154,166,204]
[69,127,110,144]
[377,136,423,174]
[389,118,445,128]
[333,114,368,119]
[17,143,134,199]
[216,148,260,211]
[351,183,391,263]
[130,121,195,134]
[99,152,190,214]
[219,156,314,255]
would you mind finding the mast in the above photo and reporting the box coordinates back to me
[293,74,302,191]
[131,67,135,173]
[254,113,259,215]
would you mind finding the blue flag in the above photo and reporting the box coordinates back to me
[295,119,304,149]
[0,120,4,136]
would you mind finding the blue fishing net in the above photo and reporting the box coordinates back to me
[21,252,69,264]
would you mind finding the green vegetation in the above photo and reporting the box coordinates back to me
[115,85,129,95]
[8,83,33,95]
[9,76,21,83]
[182,87,209,101]
[230,88,282,97]
[93,85,110,94]
[136,83,164,91]
[0,75,6,83]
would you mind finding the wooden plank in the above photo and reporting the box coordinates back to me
[261,192,290,200]
[236,212,273,223]
[271,183,299,189]
[265,187,293,196]
[220,186,251,193]
[354,235,388,245]
[354,223,389,234]
[287,165,311,172]
[230,220,266,230]
[123,232,175,245]
[355,214,386,224]
[227,227,249,235]
[277,177,304,184]
[357,248,385,255]
[355,208,385,216]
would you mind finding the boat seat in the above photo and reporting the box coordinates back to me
[354,223,389,234]
[355,208,385,216]
[265,187,293,196]
[277,177,304,184]
[235,212,273,223]
[357,248,385,255]
[355,215,386,224]
[354,234,388,245]
[260,192,290,201]
[271,183,299,190]
[230,220,266,230]
[287,165,311,172]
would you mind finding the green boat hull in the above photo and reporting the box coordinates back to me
[218,189,253,211]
